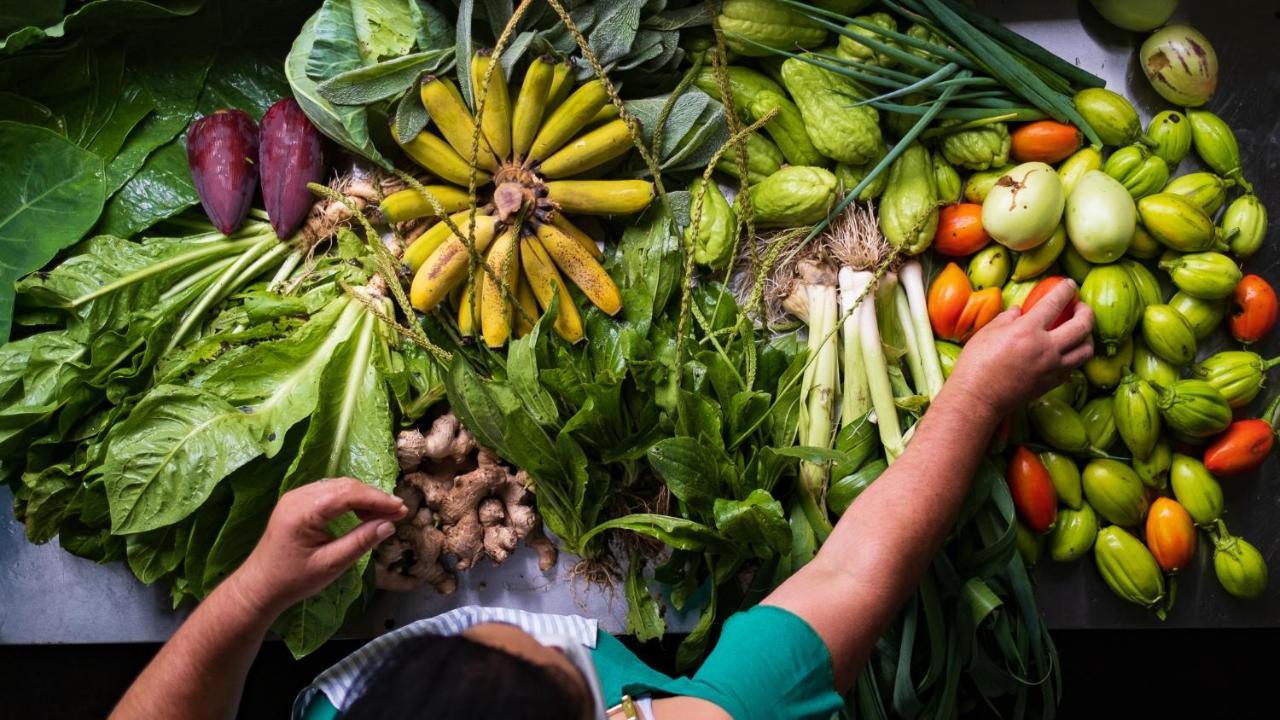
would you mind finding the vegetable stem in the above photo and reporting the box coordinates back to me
[854,271,905,461]
[899,261,944,399]
[839,269,872,426]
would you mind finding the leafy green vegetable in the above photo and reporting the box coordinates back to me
[317,49,452,105]
[0,122,105,342]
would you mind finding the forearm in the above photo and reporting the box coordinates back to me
[110,570,279,720]
[764,381,1001,689]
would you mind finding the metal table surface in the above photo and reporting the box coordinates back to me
[2,1,1279,645]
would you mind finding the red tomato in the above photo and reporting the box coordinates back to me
[1145,497,1197,573]
[927,262,972,339]
[1203,419,1274,475]
[1007,446,1057,533]
[1021,276,1075,330]
[1230,274,1278,343]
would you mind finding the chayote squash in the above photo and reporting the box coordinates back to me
[879,143,939,255]
[718,0,827,57]
[939,120,1010,171]
[686,178,737,269]
[740,165,837,227]
[780,56,882,165]
[716,131,785,185]
[835,139,890,200]
[693,65,826,167]
[835,12,899,66]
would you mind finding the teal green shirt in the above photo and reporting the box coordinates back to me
[302,605,843,720]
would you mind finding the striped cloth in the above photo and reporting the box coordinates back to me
[291,606,602,719]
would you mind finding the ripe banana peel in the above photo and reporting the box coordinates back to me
[535,222,622,315]
[539,119,634,178]
[419,76,500,172]
[529,79,609,161]
[480,227,521,347]
[545,180,654,215]
[410,214,499,310]
[403,209,478,271]
[515,275,539,337]
[550,212,602,259]
[379,186,473,225]
[512,56,554,160]
[396,129,492,186]
[470,50,512,161]
[521,232,585,342]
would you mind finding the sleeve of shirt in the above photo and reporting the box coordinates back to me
[686,605,844,720]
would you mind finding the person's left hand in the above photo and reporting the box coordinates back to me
[226,478,407,617]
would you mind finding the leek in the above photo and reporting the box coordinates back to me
[797,277,839,540]
[839,271,873,426]
[899,260,945,399]
[848,269,905,462]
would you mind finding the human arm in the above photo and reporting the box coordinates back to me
[110,478,406,720]
[762,280,1094,691]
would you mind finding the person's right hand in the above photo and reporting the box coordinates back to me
[947,279,1094,417]
[227,478,406,618]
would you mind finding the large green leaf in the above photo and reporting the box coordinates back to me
[0,0,205,55]
[97,139,196,238]
[350,0,416,62]
[99,385,264,533]
[0,122,105,342]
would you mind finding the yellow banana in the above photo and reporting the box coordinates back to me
[456,269,483,337]
[379,186,472,224]
[550,212,602,259]
[512,56,554,161]
[521,232,584,342]
[545,179,654,216]
[534,221,621,315]
[538,119,634,178]
[396,129,492,186]
[403,210,475,272]
[545,59,575,110]
[514,275,539,338]
[528,79,609,161]
[470,50,512,161]
[419,76,499,172]
[480,227,520,347]
[587,103,620,128]
[410,215,500,310]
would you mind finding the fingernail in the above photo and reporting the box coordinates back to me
[375,521,395,540]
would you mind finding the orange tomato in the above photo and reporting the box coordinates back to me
[1021,275,1075,330]
[1008,446,1058,533]
[934,203,990,256]
[927,262,971,339]
[1010,121,1083,164]
[1145,497,1197,572]
[1230,274,1278,344]
[954,287,1002,342]
[1203,419,1274,476]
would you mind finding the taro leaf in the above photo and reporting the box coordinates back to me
[393,88,428,143]
[98,140,197,238]
[289,11,391,167]
[317,49,451,105]
[0,91,63,132]
[98,385,264,534]
[0,0,205,56]
[0,122,105,342]
[46,47,157,163]
[196,47,291,120]
[712,489,791,558]
[106,47,214,194]
[409,0,453,50]
[625,549,665,642]
[351,0,416,63]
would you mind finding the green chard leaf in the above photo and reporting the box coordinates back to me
[0,121,105,342]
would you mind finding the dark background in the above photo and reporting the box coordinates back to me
[2,630,1275,718]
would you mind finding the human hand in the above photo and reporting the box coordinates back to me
[228,478,406,617]
[947,279,1094,417]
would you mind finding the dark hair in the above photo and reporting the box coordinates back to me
[342,633,592,720]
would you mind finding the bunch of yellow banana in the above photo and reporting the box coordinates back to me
[382,50,655,347]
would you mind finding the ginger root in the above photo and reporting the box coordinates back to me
[375,412,558,594]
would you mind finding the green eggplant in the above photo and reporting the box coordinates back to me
[1114,374,1162,460]
[1170,453,1223,525]
[1048,503,1098,562]
[1158,379,1232,438]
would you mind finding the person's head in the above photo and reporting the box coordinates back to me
[343,623,595,720]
